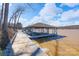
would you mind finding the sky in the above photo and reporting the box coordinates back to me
[1,3,79,27]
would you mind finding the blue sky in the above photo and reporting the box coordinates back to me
[1,3,79,27]
[8,3,45,20]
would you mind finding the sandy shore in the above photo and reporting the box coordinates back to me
[34,29,79,56]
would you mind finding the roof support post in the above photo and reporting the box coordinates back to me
[53,27,57,35]
[52,28,54,34]
[47,28,49,34]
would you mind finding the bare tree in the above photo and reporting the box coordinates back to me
[9,3,35,29]
[9,7,24,32]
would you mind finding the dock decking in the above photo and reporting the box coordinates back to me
[12,30,47,56]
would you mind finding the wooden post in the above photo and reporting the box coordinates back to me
[52,28,53,34]
[41,28,43,32]
[31,28,33,32]
[54,27,56,34]
[56,28,58,35]
[54,27,57,35]
[40,28,41,33]
[46,28,48,33]
[43,28,44,33]
[0,3,9,50]
[41,28,42,33]
[47,28,49,34]
[55,39,59,56]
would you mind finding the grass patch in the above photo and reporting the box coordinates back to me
[0,48,3,56]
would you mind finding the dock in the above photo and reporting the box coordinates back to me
[12,30,48,56]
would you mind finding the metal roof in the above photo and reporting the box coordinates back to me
[26,23,56,28]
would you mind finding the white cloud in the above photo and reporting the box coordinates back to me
[0,3,2,9]
[30,16,61,26]
[19,17,30,27]
[57,3,79,26]
[39,3,62,17]
[9,3,12,7]
[21,3,79,27]
[57,9,79,26]
[0,3,2,6]
[29,3,63,27]
[59,9,79,21]
[30,16,43,24]
[60,3,79,7]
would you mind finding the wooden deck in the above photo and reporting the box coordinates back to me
[12,30,47,56]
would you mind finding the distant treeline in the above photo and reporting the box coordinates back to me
[57,25,79,29]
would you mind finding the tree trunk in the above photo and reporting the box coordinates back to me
[0,4,4,27]
[0,3,9,50]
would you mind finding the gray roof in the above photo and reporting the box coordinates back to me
[26,23,55,28]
